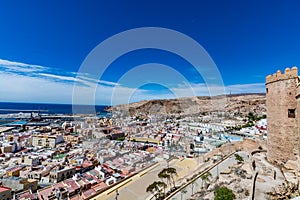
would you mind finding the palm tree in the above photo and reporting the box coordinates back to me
[201,171,212,189]
[191,179,198,195]
[180,188,187,200]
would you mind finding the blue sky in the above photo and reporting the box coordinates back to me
[0,0,300,105]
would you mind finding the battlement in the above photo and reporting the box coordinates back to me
[266,66,298,84]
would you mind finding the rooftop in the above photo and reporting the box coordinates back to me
[0,186,11,192]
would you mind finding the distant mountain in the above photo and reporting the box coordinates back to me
[107,93,266,117]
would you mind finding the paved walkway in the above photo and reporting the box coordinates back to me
[253,153,285,199]
[167,153,239,200]
[165,152,255,200]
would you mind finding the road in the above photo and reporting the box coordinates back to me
[92,152,248,200]
[92,157,199,200]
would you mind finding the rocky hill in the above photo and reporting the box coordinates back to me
[107,93,266,117]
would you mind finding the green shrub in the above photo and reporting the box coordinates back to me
[234,153,244,163]
[214,186,235,200]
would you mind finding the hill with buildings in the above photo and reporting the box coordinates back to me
[108,93,266,117]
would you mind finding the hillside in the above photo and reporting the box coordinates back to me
[107,93,266,117]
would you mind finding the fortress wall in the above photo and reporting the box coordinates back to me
[266,67,299,165]
[202,139,266,162]
[266,67,298,84]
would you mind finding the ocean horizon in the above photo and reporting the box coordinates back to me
[0,102,108,115]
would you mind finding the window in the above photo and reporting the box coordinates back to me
[288,109,296,118]
[266,88,268,93]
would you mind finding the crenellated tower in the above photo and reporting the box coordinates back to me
[266,67,299,165]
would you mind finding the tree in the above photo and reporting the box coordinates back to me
[214,186,235,200]
[146,182,158,199]
[158,169,171,188]
[156,181,167,198]
[146,181,167,199]
[166,167,177,189]
[252,160,256,170]
[158,167,177,190]
[190,143,195,150]
[234,153,244,163]
[180,188,187,200]
[191,180,198,195]
[201,171,212,189]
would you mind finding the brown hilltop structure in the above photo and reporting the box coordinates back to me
[109,94,266,117]
[266,67,300,168]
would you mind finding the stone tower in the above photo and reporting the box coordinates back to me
[266,67,299,165]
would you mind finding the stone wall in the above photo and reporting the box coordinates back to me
[266,67,299,165]
[296,80,300,167]
[202,138,265,161]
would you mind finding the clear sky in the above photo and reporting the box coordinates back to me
[0,0,300,105]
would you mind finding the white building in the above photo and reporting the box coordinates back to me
[32,135,64,148]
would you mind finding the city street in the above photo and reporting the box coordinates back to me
[93,157,200,200]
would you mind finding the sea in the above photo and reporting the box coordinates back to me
[0,102,107,116]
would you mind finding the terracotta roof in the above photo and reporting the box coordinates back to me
[82,188,96,199]
[92,182,108,192]
[6,166,22,172]
[82,160,93,168]
[82,178,90,185]
[54,182,65,189]
[38,182,68,200]
[17,191,35,199]
[121,169,129,175]
[70,194,81,200]
[0,186,11,192]
[64,179,80,192]
[38,186,55,200]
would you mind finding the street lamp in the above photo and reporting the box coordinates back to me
[115,189,119,200]
[216,165,219,180]
[228,140,231,155]
[198,149,200,165]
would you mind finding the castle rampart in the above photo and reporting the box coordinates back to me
[266,67,298,85]
[266,67,299,165]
